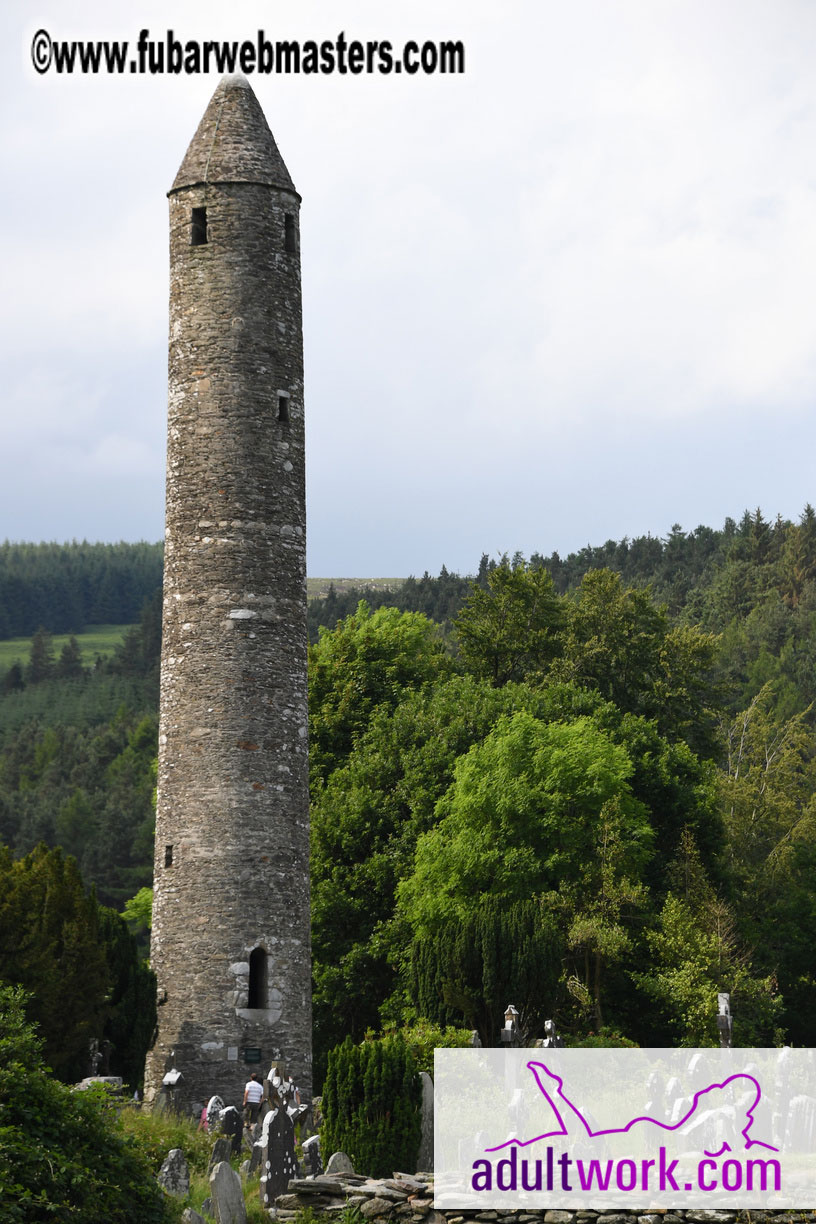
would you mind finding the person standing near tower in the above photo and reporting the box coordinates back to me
[144,75,311,1112]
[243,1072,265,1126]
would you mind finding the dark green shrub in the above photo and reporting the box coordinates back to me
[0,984,171,1223]
[320,1034,421,1177]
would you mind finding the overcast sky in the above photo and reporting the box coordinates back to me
[3,1,816,576]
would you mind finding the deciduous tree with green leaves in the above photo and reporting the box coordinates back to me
[311,673,521,1070]
[455,559,564,686]
[398,710,653,933]
[553,798,648,1031]
[309,601,452,784]
[553,569,720,756]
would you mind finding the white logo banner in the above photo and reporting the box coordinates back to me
[434,1048,816,1209]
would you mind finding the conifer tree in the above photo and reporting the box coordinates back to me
[408,897,563,1047]
[98,906,157,1088]
[1,660,25,693]
[0,843,153,1085]
[320,1035,420,1177]
[56,635,85,679]
[27,627,55,684]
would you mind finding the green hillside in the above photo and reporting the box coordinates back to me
[0,624,132,673]
[3,507,816,1075]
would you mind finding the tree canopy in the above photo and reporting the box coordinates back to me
[6,510,816,1081]
[398,710,651,932]
[308,601,452,784]
[455,559,564,685]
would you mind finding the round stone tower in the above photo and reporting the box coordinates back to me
[144,75,311,1111]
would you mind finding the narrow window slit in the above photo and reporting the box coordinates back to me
[164,845,174,867]
[248,947,267,1009]
[278,394,290,423]
[191,207,208,246]
[284,214,297,253]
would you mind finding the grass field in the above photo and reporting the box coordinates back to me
[0,581,403,670]
[306,577,404,599]
[0,624,133,672]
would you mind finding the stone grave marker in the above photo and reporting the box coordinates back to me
[259,1104,299,1208]
[247,1140,263,1176]
[208,1136,233,1173]
[157,1148,190,1198]
[417,1071,434,1172]
[302,1133,323,1176]
[210,1160,247,1224]
[325,1150,354,1175]
[181,1209,207,1224]
[219,1104,243,1155]
[206,1094,225,1133]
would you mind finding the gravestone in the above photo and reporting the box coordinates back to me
[181,1210,207,1224]
[210,1160,247,1224]
[302,1133,323,1176]
[206,1093,225,1134]
[288,1100,311,1136]
[219,1104,244,1155]
[157,1148,190,1197]
[208,1136,233,1173]
[539,1018,564,1048]
[248,1140,263,1176]
[88,1037,103,1077]
[75,1076,123,1094]
[161,1066,184,1113]
[325,1150,354,1175]
[416,1071,434,1172]
[259,1104,299,1208]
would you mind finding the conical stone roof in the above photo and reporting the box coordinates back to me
[170,75,297,196]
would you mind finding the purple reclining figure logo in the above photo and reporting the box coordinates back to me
[485,1061,779,1159]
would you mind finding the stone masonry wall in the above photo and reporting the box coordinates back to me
[274,1170,812,1224]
